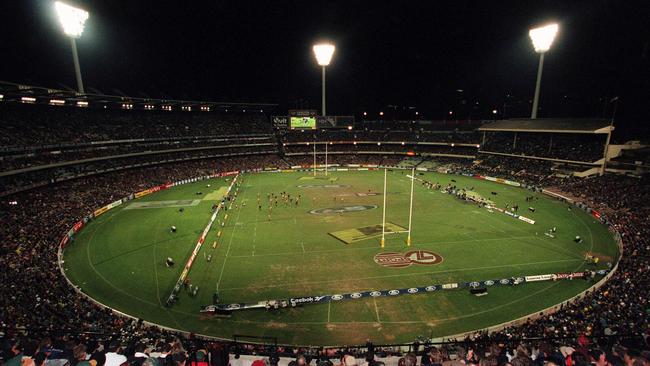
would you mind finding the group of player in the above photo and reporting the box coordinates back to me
[258,191,303,221]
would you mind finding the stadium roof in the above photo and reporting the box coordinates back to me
[478,118,613,134]
[0,80,277,111]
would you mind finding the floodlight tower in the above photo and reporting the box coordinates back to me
[528,23,558,119]
[55,1,89,94]
[312,44,335,116]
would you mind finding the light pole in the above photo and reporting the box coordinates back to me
[528,23,558,119]
[55,1,89,94]
[312,43,335,116]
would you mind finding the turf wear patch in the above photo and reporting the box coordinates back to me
[374,250,443,268]
[299,176,339,181]
[203,186,229,200]
[298,184,350,188]
[126,200,201,209]
[329,222,406,244]
[310,205,377,216]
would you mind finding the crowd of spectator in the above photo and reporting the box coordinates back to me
[481,133,606,162]
[282,130,480,144]
[282,155,402,167]
[0,137,276,172]
[0,104,272,147]
[283,143,477,157]
[0,147,279,196]
[0,104,648,366]
[1,152,648,366]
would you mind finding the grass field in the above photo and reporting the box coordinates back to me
[62,170,618,345]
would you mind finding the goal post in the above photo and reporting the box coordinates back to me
[381,167,416,248]
[381,168,387,248]
[407,167,414,246]
[313,141,316,176]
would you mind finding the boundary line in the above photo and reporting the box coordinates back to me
[216,181,248,291]
[166,174,239,304]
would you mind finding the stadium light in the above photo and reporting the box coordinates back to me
[55,1,88,94]
[529,23,558,119]
[312,43,335,116]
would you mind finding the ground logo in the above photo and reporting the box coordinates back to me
[309,205,377,215]
[374,250,443,268]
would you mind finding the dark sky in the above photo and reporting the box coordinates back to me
[1,0,649,126]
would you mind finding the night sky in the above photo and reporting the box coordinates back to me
[1,0,649,128]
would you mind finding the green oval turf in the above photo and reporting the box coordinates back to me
[62,170,619,345]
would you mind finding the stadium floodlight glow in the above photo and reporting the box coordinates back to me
[313,43,335,116]
[529,23,558,53]
[55,2,88,94]
[55,1,88,38]
[529,23,558,119]
[313,44,335,66]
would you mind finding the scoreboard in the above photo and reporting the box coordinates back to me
[290,116,317,129]
[273,110,355,132]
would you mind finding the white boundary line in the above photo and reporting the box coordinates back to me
[215,180,248,291]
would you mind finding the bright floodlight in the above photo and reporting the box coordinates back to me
[529,23,558,53]
[55,1,89,38]
[313,44,335,66]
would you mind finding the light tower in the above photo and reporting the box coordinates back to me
[528,23,558,119]
[55,1,89,94]
[312,43,335,116]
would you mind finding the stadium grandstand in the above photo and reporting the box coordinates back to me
[1,2,648,366]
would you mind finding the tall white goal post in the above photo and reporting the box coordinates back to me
[381,167,416,248]
[311,141,330,177]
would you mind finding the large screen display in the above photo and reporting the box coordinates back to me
[290,116,317,129]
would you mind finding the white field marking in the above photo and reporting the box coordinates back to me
[252,183,262,257]
[476,209,583,260]
[219,258,582,291]
[227,234,537,259]
[293,217,306,253]
[215,186,248,291]
[569,206,596,269]
[68,266,580,327]
[152,244,163,307]
[72,180,597,326]
[85,213,159,308]
[474,211,509,234]
[225,277,567,325]
[373,297,381,323]
[327,301,331,323]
